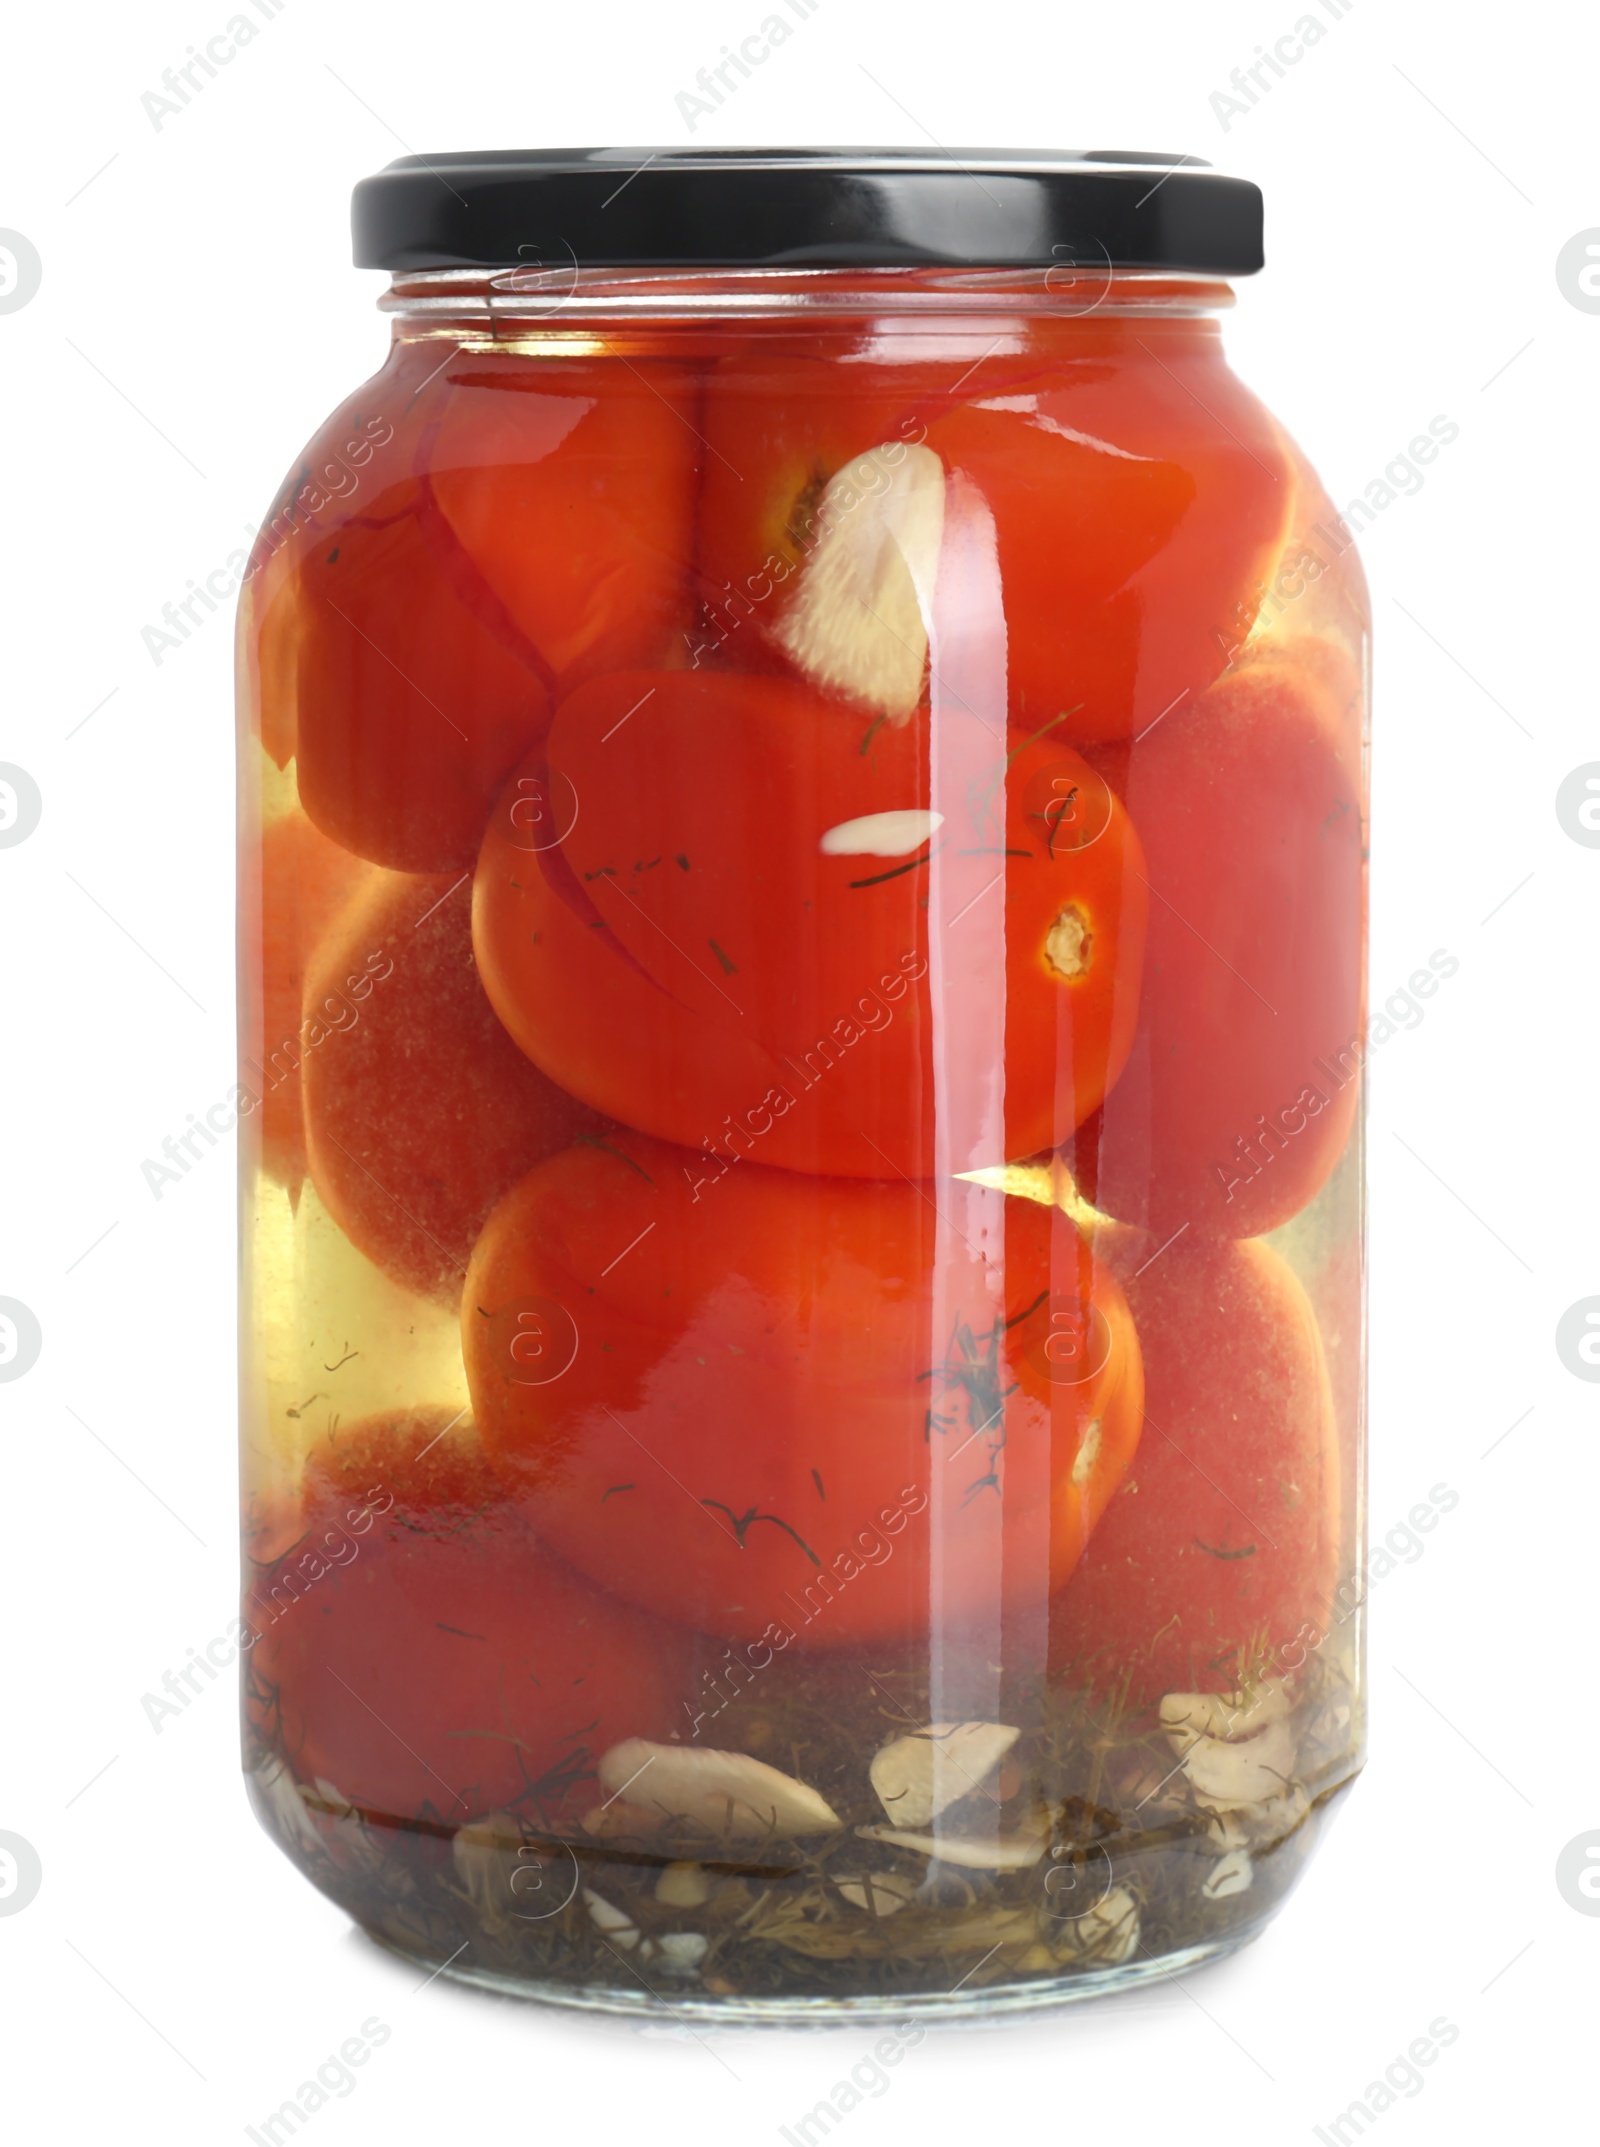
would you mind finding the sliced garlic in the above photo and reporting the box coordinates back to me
[451,1810,523,1868]
[820,808,943,857]
[854,1810,1047,1871]
[1160,1682,1291,1750]
[596,1739,842,1840]
[653,1931,710,1974]
[450,1812,525,1929]
[584,1887,643,1951]
[775,442,945,722]
[1161,1681,1296,1812]
[869,1721,1021,1829]
[579,1798,655,1839]
[1252,1784,1312,1841]
[655,1861,713,1908]
[1205,1783,1310,1852]
[1204,1809,1251,1855]
[250,1755,324,1858]
[1183,1729,1294,1809]
[1070,1886,1140,1964]
[833,1871,920,1916]
[1202,1850,1254,1900]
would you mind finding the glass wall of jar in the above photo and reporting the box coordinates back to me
[236,152,1368,2020]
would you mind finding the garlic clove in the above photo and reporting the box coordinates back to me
[1071,1886,1140,1964]
[1248,1784,1312,1842]
[1182,1721,1296,1810]
[451,1811,523,1865]
[1201,1850,1254,1900]
[774,442,945,722]
[1159,1681,1291,1750]
[869,1721,1021,1829]
[654,1861,713,1908]
[820,808,943,858]
[1207,1784,1310,1847]
[854,1810,1047,1871]
[1161,1680,1297,1812]
[450,1812,529,1930]
[596,1738,843,1840]
[1204,1809,1251,1854]
[250,1755,323,1858]
[653,1932,710,1974]
[833,1871,920,1916]
[584,1887,643,1951]
[579,1798,656,1839]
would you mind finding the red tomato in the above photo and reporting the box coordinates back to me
[1050,1228,1341,1702]
[421,357,697,692]
[241,810,365,1198]
[462,1131,1142,1647]
[269,480,555,873]
[302,869,606,1303]
[1238,629,1363,746]
[248,1410,694,1825]
[472,671,1147,1179]
[240,360,419,773]
[270,357,696,873]
[1069,661,1365,1237]
[695,335,1290,740]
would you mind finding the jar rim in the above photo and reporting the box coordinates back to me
[378,263,1240,328]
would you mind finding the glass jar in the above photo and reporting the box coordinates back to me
[236,150,1368,2020]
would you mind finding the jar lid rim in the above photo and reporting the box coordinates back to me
[352,149,1264,276]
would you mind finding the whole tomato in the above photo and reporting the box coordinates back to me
[472,671,1147,1179]
[694,333,1289,741]
[240,352,424,774]
[1050,1227,1341,1703]
[241,809,365,1198]
[462,1131,1142,1647]
[302,869,606,1303]
[267,356,697,873]
[420,355,697,693]
[1069,659,1365,1237]
[247,1409,694,1825]
[268,479,555,873]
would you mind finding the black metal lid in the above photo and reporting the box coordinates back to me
[352,149,1263,276]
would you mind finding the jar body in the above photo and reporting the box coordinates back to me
[237,270,1368,2018]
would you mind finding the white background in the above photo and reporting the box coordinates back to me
[0,1,1590,2140]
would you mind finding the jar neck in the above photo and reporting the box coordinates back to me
[380,264,1237,342]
